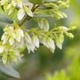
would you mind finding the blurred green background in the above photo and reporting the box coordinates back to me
[0,0,80,80]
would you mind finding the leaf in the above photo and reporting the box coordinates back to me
[0,63,20,78]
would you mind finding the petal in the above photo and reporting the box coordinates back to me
[26,42,36,53]
[25,7,33,17]
[0,46,4,53]
[17,29,24,37]
[38,18,49,31]
[47,38,55,49]
[9,37,14,45]
[56,34,64,49]
[32,36,39,48]
[17,9,25,20]
[25,33,32,43]
[16,34,21,42]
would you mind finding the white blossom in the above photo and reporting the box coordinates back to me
[25,35,39,53]
[0,46,4,53]
[56,34,64,49]
[17,9,25,20]
[1,26,24,46]
[26,41,36,53]
[38,18,49,31]
[32,35,39,48]
[41,37,55,53]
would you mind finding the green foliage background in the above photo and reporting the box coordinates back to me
[0,0,80,80]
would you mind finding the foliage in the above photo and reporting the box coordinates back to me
[46,49,80,80]
[0,0,76,78]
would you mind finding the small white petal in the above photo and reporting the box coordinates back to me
[41,37,49,48]
[1,35,6,41]
[17,29,24,37]
[25,34,32,43]
[56,34,64,49]
[9,37,14,45]
[16,34,21,42]
[38,18,49,31]
[47,38,55,49]
[26,42,36,53]
[32,36,39,48]
[59,26,68,31]
[7,4,12,9]
[0,46,4,53]
[18,2,23,8]
[11,0,16,7]
[62,26,68,31]
[25,7,33,17]
[9,26,14,30]
[17,9,25,20]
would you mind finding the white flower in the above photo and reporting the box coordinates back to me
[38,18,49,31]
[58,26,68,31]
[11,0,23,8]
[24,6,33,17]
[47,38,55,53]
[41,37,55,53]
[41,37,50,48]
[17,8,25,20]
[26,41,36,53]
[0,46,4,53]
[25,32,32,43]
[32,35,39,48]
[0,0,8,5]
[25,35,39,53]
[9,37,14,46]
[56,34,64,49]
[1,26,24,46]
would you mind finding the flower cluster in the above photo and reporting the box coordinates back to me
[0,0,76,65]
[0,42,21,64]
[0,0,33,20]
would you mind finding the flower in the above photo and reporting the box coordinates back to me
[32,35,39,48]
[41,37,55,53]
[38,18,49,31]
[11,0,23,8]
[17,2,33,20]
[0,42,5,53]
[56,34,64,49]
[0,42,21,64]
[0,0,8,5]
[25,34,39,53]
[58,26,68,31]
[1,25,24,46]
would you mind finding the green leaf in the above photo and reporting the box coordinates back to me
[0,63,20,78]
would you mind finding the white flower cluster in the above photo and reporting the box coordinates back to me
[0,42,21,64]
[0,0,75,65]
[0,0,33,20]
[1,25,24,46]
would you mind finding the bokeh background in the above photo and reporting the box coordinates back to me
[0,0,80,80]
